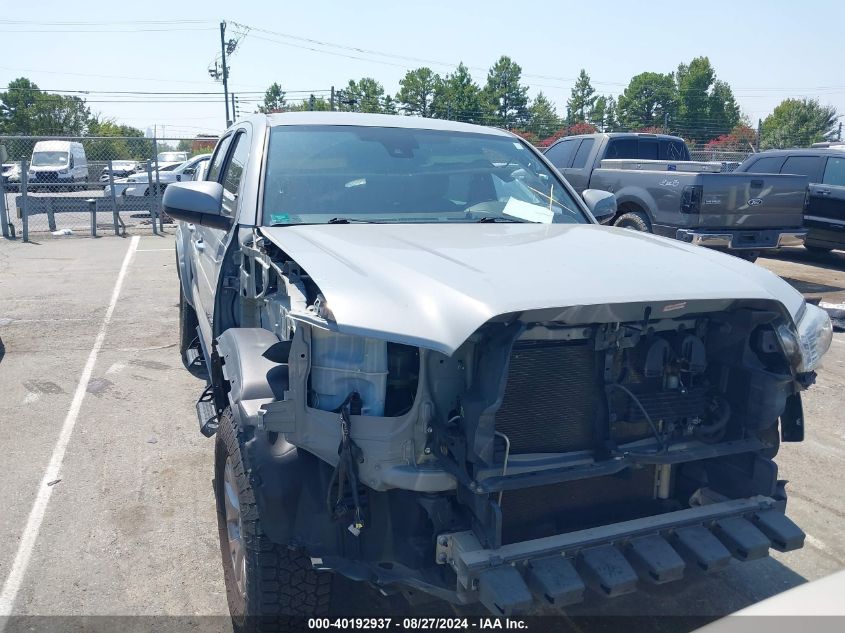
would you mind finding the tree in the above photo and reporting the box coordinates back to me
[431,63,485,123]
[257,82,287,114]
[396,67,441,117]
[527,92,560,138]
[589,95,618,131]
[674,57,740,142]
[482,56,529,128]
[703,124,756,151]
[540,121,598,148]
[707,80,741,139]
[0,77,90,136]
[86,116,150,160]
[338,78,386,113]
[287,95,332,111]
[566,69,596,124]
[761,98,840,149]
[381,94,397,115]
[616,72,678,130]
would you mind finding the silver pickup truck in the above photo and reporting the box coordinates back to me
[164,114,831,628]
[544,133,808,259]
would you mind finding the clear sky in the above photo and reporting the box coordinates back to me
[1,0,843,138]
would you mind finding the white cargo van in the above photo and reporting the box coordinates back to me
[27,140,89,190]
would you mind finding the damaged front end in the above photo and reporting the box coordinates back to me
[212,230,829,615]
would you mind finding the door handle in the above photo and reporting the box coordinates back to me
[195,239,206,252]
[817,188,831,195]
[186,223,196,232]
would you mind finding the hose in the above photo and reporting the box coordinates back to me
[606,382,666,452]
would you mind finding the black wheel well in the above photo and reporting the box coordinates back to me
[613,201,650,225]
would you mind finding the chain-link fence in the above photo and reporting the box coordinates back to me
[689,149,752,172]
[0,135,217,241]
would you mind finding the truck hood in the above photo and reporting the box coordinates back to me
[260,223,805,355]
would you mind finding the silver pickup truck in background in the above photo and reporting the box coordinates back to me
[544,133,808,259]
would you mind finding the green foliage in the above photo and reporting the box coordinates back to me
[86,116,150,160]
[617,72,678,130]
[589,95,618,131]
[338,78,386,113]
[287,95,332,112]
[674,57,740,141]
[257,82,287,114]
[482,56,529,128]
[566,69,596,124]
[431,63,485,123]
[396,67,441,117]
[761,98,840,149]
[0,77,90,135]
[527,92,560,138]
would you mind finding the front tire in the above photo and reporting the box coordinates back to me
[215,408,334,631]
[614,210,651,232]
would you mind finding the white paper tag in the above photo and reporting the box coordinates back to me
[502,197,554,223]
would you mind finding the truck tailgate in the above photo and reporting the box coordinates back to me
[697,173,808,229]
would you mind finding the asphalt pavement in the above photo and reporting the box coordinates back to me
[0,236,843,631]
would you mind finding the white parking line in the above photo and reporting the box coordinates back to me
[0,235,140,620]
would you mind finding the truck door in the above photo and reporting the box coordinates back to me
[189,133,233,342]
[560,138,595,194]
[808,155,845,232]
[544,137,579,184]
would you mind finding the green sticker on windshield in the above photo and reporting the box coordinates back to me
[270,213,290,224]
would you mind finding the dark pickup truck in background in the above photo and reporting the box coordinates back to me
[544,133,808,259]
[735,148,845,252]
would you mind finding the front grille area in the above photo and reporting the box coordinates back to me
[494,340,600,454]
[501,467,660,544]
[33,171,59,182]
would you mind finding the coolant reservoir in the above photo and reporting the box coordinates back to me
[309,328,388,416]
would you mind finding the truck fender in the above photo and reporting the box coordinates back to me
[175,224,195,308]
[215,327,290,426]
[216,327,338,548]
[613,189,657,222]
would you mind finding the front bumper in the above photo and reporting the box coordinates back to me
[676,229,806,250]
[435,495,804,615]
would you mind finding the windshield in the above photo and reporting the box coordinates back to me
[32,151,69,167]
[262,125,588,225]
[158,152,187,163]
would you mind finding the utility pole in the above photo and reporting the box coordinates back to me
[756,118,762,152]
[663,112,669,134]
[220,21,231,127]
[839,122,842,142]
[330,86,335,111]
[231,92,237,122]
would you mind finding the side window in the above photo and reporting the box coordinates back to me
[571,139,595,169]
[822,157,845,186]
[638,140,659,160]
[745,156,786,173]
[781,156,824,182]
[206,134,233,183]
[221,132,250,216]
[544,139,579,169]
[605,138,637,159]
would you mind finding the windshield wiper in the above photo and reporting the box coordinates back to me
[475,216,529,223]
[327,217,378,224]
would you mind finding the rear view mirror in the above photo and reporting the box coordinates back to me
[162,181,230,229]
[582,189,617,224]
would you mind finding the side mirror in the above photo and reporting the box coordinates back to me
[162,181,230,229]
[582,189,617,224]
